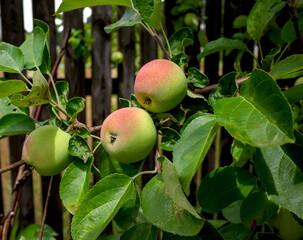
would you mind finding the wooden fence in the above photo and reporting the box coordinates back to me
[0,0,257,239]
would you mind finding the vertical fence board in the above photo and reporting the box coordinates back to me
[117,7,135,100]
[91,6,112,183]
[1,0,35,229]
[140,26,157,66]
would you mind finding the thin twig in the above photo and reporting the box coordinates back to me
[39,176,53,240]
[151,27,171,60]
[89,125,102,134]
[0,160,25,174]
[289,0,303,49]
[248,220,258,240]
[193,76,250,94]
[34,26,72,120]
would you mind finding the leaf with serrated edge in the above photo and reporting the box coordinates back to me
[0,42,24,73]
[255,145,303,219]
[71,173,134,240]
[162,157,201,219]
[141,173,205,236]
[173,113,218,195]
[60,157,93,214]
[120,223,157,240]
[214,69,294,147]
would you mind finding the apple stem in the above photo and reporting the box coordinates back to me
[132,168,158,180]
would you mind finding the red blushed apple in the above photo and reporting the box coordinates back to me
[22,125,71,176]
[101,107,157,164]
[134,59,187,113]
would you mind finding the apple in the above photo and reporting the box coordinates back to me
[268,207,303,240]
[111,51,124,64]
[100,107,157,163]
[134,59,187,113]
[22,125,71,176]
[184,12,199,28]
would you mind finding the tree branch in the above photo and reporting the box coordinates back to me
[289,0,303,49]
[39,176,53,240]
[193,76,250,94]
[151,28,171,60]
[89,125,102,134]
[0,160,25,174]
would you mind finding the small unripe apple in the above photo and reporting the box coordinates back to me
[111,51,124,64]
[134,59,187,113]
[268,207,303,240]
[22,125,71,176]
[184,12,199,27]
[101,107,157,164]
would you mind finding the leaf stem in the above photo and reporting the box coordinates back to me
[132,168,158,180]
[91,134,102,141]
[48,72,61,107]
[19,72,33,87]
[257,40,264,61]
[275,41,291,64]
[246,49,261,68]
[92,141,102,155]
[50,99,69,117]
[160,24,172,58]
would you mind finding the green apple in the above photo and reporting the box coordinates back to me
[268,207,303,240]
[22,125,71,176]
[101,107,157,163]
[184,12,199,27]
[111,51,124,64]
[134,59,187,113]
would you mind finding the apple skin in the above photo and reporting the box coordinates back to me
[22,125,71,176]
[134,59,187,113]
[268,207,303,240]
[101,107,157,164]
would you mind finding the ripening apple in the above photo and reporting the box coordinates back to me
[101,107,157,164]
[22,125,71,176]
[268,207,303,240]
[134,59,187,113]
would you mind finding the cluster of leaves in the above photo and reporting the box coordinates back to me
[1,0,303,240]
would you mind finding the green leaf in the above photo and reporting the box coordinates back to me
[160,127,180,151]
[51,81,69,106]
[214,69,295,147]
[71,173,134,240]
[162,158,201,219]
[66,97,85,121]
[0,80,28,98]
[131,0,162,29]
[99,148,141,178]
[17,224,58,240]
[173,113,219,195]
[197,166,257,213]
[270,54,303,80]
[104,8,141,33]
[56,0,132,14]
[0,97,29,118]
[168,28,194,56]
[222,200,242,224]
[240,191,278,228]
[20,26,47,70]
[233,15,247,29]
[141,174,205,236]
[0,113,35,139]
[163,232,201,240]
[187,67,209,88]
[198,221,224,240]
[197,38,248,62]
[130,94,143,108]
[247,0,281,41]
[219,224,252,240]
[114,187,140,230]
[118,98,131,108]
[171,52,188,67]
[10,71,50,107]
[120,223,157,240]
[281,12,303,43]
[68,136,91,163]
[255,145,303,219]
[0,42,24,73]
[261,45,281,71]
[218,72,239,97]
[284,84,303,104]
[231,140,256,167]
[60,157,93,214]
